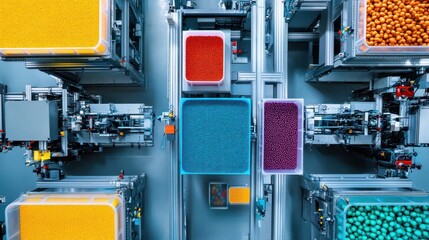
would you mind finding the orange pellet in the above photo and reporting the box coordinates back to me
[366,0,429,46]
[185,36,224,82]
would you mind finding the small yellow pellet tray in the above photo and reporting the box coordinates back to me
[228,186,250,205]
[0,0,110,57]
[5,193,125,240]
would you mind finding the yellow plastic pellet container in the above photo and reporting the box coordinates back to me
[0,0,110,57]
[228,186,250,205]
[5,193,125,240]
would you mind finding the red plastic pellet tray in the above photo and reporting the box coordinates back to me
[183,31,225,86]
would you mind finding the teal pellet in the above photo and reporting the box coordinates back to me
[376,220,382,225]
[411,212,417,217]
[365,206,371,211]
[378,236,384,240]
[362,236,368,240]
[396,229,405,235]
[423,231,429,237]
[404,210,410,215]
[371,221,377,226]
[415,230,422,237]
[416,217,423,223]
[382,223,389,228]
[393,207,400,213]
[397,217,403,223]
[406,227,413,232]
[410,220,417,227]
[351,226,357,232]
[380,213,386,219]
[375,225,381,230]
[390,221,396,227]
[420,224,427,230]
[370,233,377,238]
[358,216,364,222]
[386,216,394,221]
[402,216,409,222]
[389,232,396,238]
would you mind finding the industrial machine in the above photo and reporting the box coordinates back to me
[305,74,429,178]
[0,83,154,180]
[0,0,144,86]
[302,174,429,240]
[5,174,145,240]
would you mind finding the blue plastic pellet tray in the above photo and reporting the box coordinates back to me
[180,98,251,175]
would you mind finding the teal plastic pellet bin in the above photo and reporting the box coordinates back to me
[180,98,251,175]
[336,195,429,240]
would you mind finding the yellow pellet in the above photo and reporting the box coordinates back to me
[0,0,108,55]
[19,204,115,240]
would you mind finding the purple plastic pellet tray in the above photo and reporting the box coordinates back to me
[261,99,304,175]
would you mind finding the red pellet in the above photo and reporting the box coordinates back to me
[263,102,299,171]
[185,36,224,82]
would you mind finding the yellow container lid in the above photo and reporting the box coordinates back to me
[0,0,110,57]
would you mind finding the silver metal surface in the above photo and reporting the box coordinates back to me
[307,174,413,189]
[288,32,319,42]
[417,107,429,145]
[236,72,283,83]
[5,101,59,141]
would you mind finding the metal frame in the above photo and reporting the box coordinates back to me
[4,0,145,86]
[301,174,426,240]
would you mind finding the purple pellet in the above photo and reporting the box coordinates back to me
[263,102,299,171]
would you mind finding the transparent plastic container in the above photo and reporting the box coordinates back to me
[355,0,429,55]
[183,31,225,86]
[335,195,429,240]
[0,0,110,57]
[261,99,304,175]
[5,193,125,240]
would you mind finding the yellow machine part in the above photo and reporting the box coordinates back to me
[0,0,109,56]
[19,195,120,240]
[33,150,51,161]
[228,186,251,205]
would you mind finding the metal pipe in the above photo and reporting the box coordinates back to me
[178,10,184,240]
[272,0,289,239]
[168,10,183,240]
[288,32,319,42]
[399,100,409,129]
[61,89,68,157]
[250,2,259,239]
[255,0,265,231]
